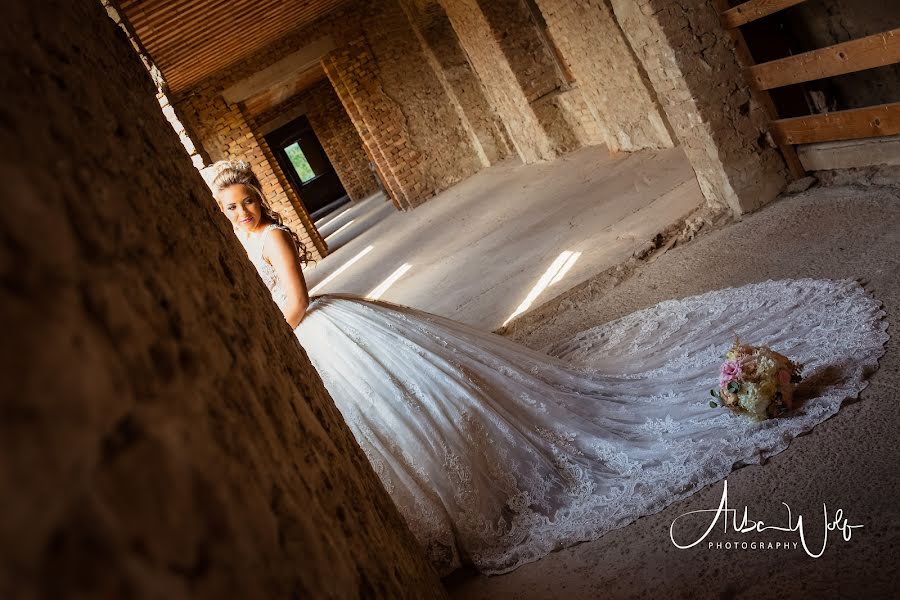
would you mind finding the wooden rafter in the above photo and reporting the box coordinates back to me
[770,102,900,145]
[720,0,807,29]
[749,28,900,90]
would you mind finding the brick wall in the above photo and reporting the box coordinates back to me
[304,81,381,202]
[324,38,421,209]
[480,0,605,153]
[441,0,605,161]
[532,87,605,153]
[534,0,675,152]
[610,0,787,213]
[357,0,486,205]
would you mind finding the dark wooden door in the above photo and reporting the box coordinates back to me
[265,116,347,217]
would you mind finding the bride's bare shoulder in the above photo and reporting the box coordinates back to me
[262,225,295,258]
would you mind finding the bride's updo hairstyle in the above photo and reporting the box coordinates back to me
[210,159,313,266]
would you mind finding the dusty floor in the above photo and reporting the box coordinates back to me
[306,145,702,330]
[445,181,900,599]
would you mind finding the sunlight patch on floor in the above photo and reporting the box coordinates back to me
[324,219,355,241]
[366,263,412,301]
[502,250,582,326]
[309,245,374,295]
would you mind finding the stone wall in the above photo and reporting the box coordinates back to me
[610,0,788,214]
[0,1,445,597]
[533,0,675,152]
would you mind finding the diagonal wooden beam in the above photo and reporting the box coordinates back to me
[748,28,900,90]
[721,0,808,29]
[770,102,900,146]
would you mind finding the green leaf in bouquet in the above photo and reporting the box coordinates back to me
[727,381,740,393]
[709,401,718,408]
[710,389,719,398]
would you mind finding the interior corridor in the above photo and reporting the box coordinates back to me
[305,145,703,330]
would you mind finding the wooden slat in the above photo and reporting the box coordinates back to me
[721,0,807,29]
[749,28,900,90]
[770,102,900,145]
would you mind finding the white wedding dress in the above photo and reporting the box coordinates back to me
[251,224,888,575]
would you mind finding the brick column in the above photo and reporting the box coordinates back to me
[304,81,381,202]
[323,43,414,209]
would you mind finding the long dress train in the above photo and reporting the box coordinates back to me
[252,224,888,575]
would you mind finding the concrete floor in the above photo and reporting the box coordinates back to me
[306,145,703,330]
[445,182,900,599]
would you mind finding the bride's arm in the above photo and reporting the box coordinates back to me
[264,228,310,329]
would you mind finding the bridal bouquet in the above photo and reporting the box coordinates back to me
[710,340,803,420]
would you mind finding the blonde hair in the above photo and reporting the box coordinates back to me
[210,160,313,266]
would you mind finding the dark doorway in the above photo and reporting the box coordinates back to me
[265,115,348,218]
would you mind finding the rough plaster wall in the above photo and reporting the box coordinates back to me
[441,0,557,162]
[610,0,788,214]
[0,2,446,598]
[405,0,513,164]
[176,92,328,258]
[534,0,675,152]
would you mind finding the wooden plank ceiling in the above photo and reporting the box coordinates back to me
[119,0,349,94]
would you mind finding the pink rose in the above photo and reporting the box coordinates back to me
[719,359,743,388]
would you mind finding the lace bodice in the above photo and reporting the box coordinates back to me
[246,223,290,310]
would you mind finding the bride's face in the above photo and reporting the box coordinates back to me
[219,184,264,233]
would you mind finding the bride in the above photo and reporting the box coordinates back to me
[212,160,888,575]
